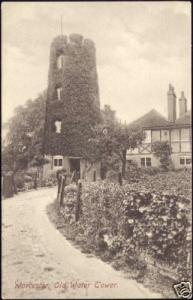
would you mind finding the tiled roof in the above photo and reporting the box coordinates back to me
[175,110,191,126]
[128,109,170,129]
[128,109,192,130]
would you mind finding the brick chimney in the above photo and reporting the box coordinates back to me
[179,91,187,117]
[167,84,176,122]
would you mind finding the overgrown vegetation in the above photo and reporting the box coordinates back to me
[152,141,173,171]
[85,105,144,178]
[50,169,192,293]
[2,92,50,193]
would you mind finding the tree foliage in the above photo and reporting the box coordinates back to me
[84,105,144,177]
[152,141,172,171]
[2,91,47,175]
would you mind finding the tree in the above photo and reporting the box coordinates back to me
[152,141,172,171]
[84,105,144,178]
[2,91,47,185]
[105,123,144,177]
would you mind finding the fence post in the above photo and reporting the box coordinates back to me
[70,171,75,183]
[118,172,122,186]
[75,180,82,222]
[93,170,96,182]
[57,175,62,201]
[60,175,66,207]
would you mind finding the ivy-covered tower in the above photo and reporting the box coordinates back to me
[44,33,101,178]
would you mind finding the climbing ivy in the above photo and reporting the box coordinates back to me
[44,35,101,156]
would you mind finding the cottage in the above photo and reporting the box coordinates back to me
[126,84,192,169]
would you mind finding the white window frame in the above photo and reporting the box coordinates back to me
[179,156,192,166]
[53,155,63,168]
[141,157,152,167]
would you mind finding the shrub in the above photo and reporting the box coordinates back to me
[15,176,24,189]
[141,166,161,176]
[152,141,172,171]
[125,161,142,182]
[79,181,191,279]
[106,170,118,183]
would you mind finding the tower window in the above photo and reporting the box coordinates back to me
[53,155,63,168]
[54,120,62,133]
[57,55,66,69]
[56,87,62,100]
[54,158,63,167]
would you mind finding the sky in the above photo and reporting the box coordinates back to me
[2,1,191,124]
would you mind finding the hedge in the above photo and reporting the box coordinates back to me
[60,180,191,280]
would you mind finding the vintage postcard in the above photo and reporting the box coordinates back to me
[2,1,192,299]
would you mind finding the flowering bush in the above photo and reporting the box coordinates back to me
[79,181,191,279]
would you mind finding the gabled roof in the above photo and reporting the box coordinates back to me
[128,109,170,129]
[175,110,191,126]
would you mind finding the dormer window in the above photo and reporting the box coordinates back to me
[57,55,66,69]
[54,120,62,133]
[56,87,62,100]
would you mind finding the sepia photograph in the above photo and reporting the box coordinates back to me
[1,1,192,299]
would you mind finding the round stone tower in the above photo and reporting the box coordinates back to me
[44,34,101,177]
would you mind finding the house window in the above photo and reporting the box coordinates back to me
[180,156,192,166]
[56,87,62,100]
[141,157,151,167]
[57,55,66,69]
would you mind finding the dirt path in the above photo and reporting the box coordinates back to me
[2,187,161,299]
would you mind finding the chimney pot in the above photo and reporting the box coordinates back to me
[179,91,187,117]
[167,84,176,122]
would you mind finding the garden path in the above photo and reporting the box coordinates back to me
[2,187,161,299]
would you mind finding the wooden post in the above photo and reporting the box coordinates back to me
[57,175,62,201]
[58,175,66,207]
[34,172,38,190]
[93,170,96,182]
[12,174,17,194]
[75,180,82,222]
[60,175,66,206]
[70,171,75,183]
[118,172,122,186]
